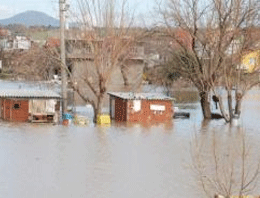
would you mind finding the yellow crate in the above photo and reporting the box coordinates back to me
[97,114,111,125]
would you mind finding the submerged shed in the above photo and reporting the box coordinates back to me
[0,90,61,123]
[108,92,174,123]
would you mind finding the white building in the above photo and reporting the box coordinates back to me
[0,36,32,51]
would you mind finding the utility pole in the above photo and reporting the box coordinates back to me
[60,0,67,115]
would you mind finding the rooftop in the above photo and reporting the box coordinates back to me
[108,92,174,101]
[0,89,61,99]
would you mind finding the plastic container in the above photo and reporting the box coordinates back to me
[73,115,89,126]
[97,114,111,125]
[62,113,73,120]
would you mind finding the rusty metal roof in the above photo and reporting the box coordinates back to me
[0,89,61,99]
[108,92,174,101]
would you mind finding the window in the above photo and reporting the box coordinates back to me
[13,103,20,109]
[130,47,138,54]
[150,104,165,111]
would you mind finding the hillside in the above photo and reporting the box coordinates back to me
[0,11,59,27]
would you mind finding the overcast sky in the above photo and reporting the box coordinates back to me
[0,0,154,20]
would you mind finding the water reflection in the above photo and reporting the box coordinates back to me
[200,119,211,132]
[190,126,260,197]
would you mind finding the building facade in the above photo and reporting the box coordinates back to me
[0,35,32,51]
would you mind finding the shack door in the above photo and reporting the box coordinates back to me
[114,98,127,122]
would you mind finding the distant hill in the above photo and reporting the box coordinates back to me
[0,11,59,27]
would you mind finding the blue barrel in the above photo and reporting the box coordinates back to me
[62,113,73,120]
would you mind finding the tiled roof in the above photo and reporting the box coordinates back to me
[108,92,174,100]
[0,89,61,99]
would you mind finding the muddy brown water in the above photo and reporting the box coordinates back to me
[1,81,260,197]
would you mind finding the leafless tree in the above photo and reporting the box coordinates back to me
[11,45,60,81]
[208,27,260,123]
[57,0,144,123]
[191,129,260,197]
[156,0,260,120]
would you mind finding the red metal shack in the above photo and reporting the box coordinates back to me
[108,92,174,123]
[0,90,61,123]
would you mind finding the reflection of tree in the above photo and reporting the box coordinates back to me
[90,127,112,197]
[190,129,260,197]
[200,120,211,132]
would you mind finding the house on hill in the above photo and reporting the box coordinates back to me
[0,28,11,38]
[143,28,193,68]
[0,35,32,51]
[240,50,260,73]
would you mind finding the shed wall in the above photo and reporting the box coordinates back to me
[1,99,29,122]
[127,100,173,123]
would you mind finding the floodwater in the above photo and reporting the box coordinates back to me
[1,81,260,197]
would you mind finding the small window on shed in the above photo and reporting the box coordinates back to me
[150,104,165,111]
[13,103,20,109]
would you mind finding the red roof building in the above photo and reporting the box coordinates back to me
[45,37,60,48]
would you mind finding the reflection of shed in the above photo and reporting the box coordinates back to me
[0,90,61,123]
[108,92,174,123]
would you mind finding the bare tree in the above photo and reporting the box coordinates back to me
[156,0,260,120]
[191,129,260,197]
[210,27,260,123]
[11,45,60,81]
[58,0,144,123]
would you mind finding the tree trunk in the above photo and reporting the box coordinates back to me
[218,95,230,123]
[235,91,243,117]
[120,65,129,86]
[93,94,104,123]
[235,99,242,116]
[199,91,212,119]
[227,90,233,123]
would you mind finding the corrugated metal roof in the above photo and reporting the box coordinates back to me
[0,89,61,99]
[108,92,174,101]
